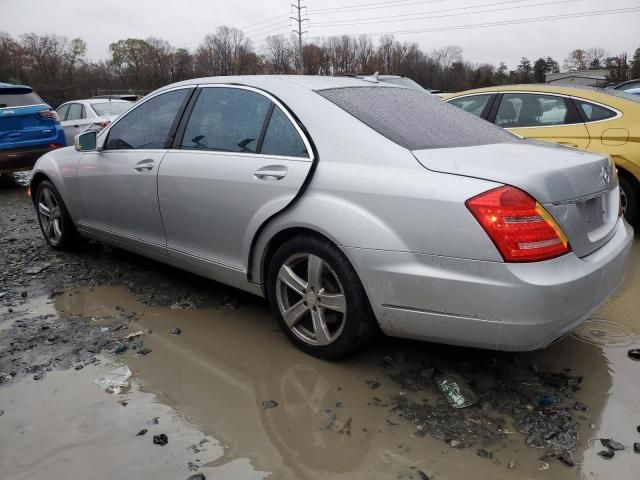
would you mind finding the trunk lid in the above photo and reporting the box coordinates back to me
[412,141,619,258]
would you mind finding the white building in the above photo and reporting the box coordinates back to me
[545,69,610,87]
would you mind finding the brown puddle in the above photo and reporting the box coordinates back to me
[1,240,639,480]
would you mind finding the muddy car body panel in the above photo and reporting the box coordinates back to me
[30,75,634,353]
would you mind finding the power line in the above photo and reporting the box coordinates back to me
[311,0,584,28]
[241,13,290,30]
[306,6,640,39]
[314,0,582,27]
[309,0,445,14]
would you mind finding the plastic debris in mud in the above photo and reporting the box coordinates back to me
[136,348,152,357]
[435,370,478,409]
[628,349,640,361]
[170,328,181,336]
[187,474,206,480]
[93,365,132,394]
[598,449,615,459]
[262,400,278,409]
[136,429,148,436]
[633,443,640,454]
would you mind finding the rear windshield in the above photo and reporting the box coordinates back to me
[91,102,132,116]
[317,86,517,150]
[0,91,44,108]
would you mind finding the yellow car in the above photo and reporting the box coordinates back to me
[445,85,640,226]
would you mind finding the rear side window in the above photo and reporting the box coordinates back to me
[496,93,570,128]
[317,87,516,150]
[106,89,190,150]
[575,100,617,122]
[0,91,44,108]
[180,88,271,153]
[448,94,492,117]
[261,107,308,158]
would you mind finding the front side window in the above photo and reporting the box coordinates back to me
[496,93,569,128]
[66,104,84,121]
[575,100,617,122]
[105,89,190,150]
[261,107,308,158]
[448,94,492,117]
[180,88,271,153]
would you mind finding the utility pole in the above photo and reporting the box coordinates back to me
[290,0,308,74]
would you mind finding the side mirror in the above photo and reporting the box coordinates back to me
[74,130,97,152]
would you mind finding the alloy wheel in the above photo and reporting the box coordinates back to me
[275,253,347,346]
[37,187,63,244]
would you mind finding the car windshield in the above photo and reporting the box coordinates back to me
[379,77,425,91]
[317,86,517,150]
[0,91,44,108]
[604,88,640,104]
[91,102,132,116]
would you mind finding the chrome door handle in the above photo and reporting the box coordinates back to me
[134,160,154,172]
[254,165,287,180]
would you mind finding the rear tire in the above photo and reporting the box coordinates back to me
[619,175,638,227]
[267,235,379,360]
[35,180,82,250]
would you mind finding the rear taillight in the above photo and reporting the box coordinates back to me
[466,186,570,262]
[38,109,59,122]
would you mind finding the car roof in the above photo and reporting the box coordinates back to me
[0,82,32,93]
[160,75,399,92]
[60,98,132,105]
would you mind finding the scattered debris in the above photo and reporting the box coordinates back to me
[628,349,640,361]
[600,438,625,451]
[25,264,51,275]
[123,331,145,341]
[186,474,206,480]
[476,448,493,459]
[0,409,4,416]
[262,400,278,409]
[508,460,518,469]
[634,443,640,454]
[416,471,430,480]
[598,450,615,460]
[573,401,588,412]
[560,450,576,467]
[435,371,478,409]
[170,328,181,336]
[338,417,352,435]
[136,429,148,436]
[450,440,462,448]
[153,433,168,446]
[93,365,132,394]
[136,348,152,357]
[366,380,381,390]
[0,373,13,384]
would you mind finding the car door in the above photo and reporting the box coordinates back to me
[158,85,314,289]
[76,87,193,255]
[60,103,93,145]
[491,92,590,149]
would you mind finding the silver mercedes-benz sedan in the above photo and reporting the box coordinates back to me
[29,76,633,359]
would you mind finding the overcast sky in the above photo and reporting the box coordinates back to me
[1,0,638,69]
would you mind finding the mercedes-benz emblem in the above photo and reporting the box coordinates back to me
[601,165,611,184]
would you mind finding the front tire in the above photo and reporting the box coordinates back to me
[267,235,378,360]
[620,175,638,227]
[35,180,82,250]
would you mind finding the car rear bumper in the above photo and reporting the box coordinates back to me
[344,219,634,351]
[0,145,60,172]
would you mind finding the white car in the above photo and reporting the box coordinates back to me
[56,99,132,145]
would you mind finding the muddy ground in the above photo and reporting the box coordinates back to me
[1,173,639,480]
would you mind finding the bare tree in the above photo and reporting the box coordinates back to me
[263,34,294,74]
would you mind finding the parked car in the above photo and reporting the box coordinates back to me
[0,82,65,173]
[625,87,640,96]
[445,85,640,226]
[56,99,132,146]
[91,94,142,101]
[608,78,640,91]
[29,76,632,359]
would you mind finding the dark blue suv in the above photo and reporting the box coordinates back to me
[0,83,66,173]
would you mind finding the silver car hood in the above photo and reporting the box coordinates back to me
[412,141,620,258]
